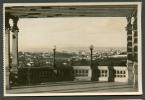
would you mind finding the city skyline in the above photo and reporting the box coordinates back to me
[10,17,127,52]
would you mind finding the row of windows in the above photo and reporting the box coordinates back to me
[99,70,127,78]
[74,69,88,77]
[115,70,126,74]
[100,70,108,77]
[115,70,126,77]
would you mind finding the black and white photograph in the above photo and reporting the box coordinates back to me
[3,2,142,96]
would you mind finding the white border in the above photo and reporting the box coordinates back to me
[3,2,142,6]
[137,2,142,95]
[3,2,142,96]
[3,3,6,97]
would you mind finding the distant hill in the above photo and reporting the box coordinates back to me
[19,46,126,53]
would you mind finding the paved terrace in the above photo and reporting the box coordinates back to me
[6,81,137,94]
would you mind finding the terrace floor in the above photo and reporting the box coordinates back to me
[6,81,138,95]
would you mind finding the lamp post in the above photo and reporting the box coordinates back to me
[90,45,94,81]
[90,45,94,69]
[53,45,56,69]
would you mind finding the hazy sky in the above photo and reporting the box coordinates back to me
[14,17,127,51]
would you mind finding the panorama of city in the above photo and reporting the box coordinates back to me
[18,47,127,68]
[9,46,127,86]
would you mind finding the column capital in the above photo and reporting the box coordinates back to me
[11,16,19,32]
[126,15,132,24]
[132,11,137,31]
[5,13,11,30]
[126,15,133,31]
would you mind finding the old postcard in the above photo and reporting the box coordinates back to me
[3,2,142,96]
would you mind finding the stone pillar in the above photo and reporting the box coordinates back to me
[5,13,11,89]
[11,16,19,70]
[132,11,138,88]
[126,15,134,85]
[10,16,19,85]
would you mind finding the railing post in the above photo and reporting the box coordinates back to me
[108,66,115,82]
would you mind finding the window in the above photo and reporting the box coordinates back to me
[100,70,108,77]
[74,69,89,77]
[115,70,126,78]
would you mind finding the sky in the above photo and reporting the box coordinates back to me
[11,17,127,52]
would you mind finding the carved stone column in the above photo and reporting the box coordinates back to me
[132,11,138,88]
[11,16,19,79]
[5,13,11,89]
[126,15,134,85]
